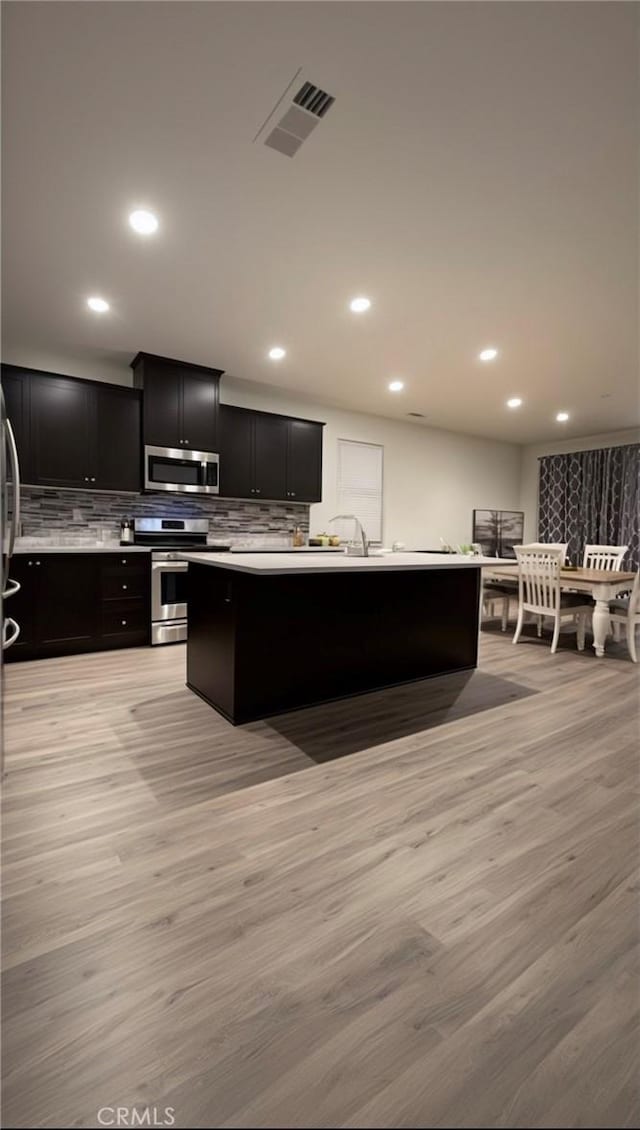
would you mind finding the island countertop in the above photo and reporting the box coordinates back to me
[179,551,505,575]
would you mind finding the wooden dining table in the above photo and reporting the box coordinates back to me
[483,564,637,657]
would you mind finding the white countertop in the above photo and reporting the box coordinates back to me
[14,544,151,554]
[179,551,505,575]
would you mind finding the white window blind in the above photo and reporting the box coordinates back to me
[336,440,383,544]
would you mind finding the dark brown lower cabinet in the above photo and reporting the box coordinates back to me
[6,553,150,661]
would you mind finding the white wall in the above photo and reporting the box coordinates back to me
[2,346,523,548]
[221,375,521,547]
[520,428,640,541]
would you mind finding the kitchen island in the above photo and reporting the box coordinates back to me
[181,552,492,724]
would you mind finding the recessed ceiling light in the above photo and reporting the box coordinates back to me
[507,397,522,409]
[556,411,570,422]
[350,296,371,313]
[388,380,404,392]
[479,347,498,362]
[129,209,159,235]
[268,346,286,360]
[87,296,109,313]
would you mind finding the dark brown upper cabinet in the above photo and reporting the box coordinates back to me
[1,365,141,493]
[253,413,288,501]
[218,405,253,498]
[131,352,223,453]
[286,418,323,502]
[30,373,95,488]
[2,366,32,482]
[219,405,323,503]
[95,384,142,492]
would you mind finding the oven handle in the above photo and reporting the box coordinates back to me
[152,561,189,574]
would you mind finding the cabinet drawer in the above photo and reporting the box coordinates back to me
[101,604,148,639]
[101,567,149,601]
[104,555,147,569]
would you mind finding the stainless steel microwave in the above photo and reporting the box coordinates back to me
[144,445,219,494]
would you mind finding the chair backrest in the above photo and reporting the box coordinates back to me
[582,544,628,571]
[515,545,563,614]
[517,541,569,563]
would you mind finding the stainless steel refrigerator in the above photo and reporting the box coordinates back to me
[1,384,22,771]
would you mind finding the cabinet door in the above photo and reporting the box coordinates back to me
[219,406,253,498]
[287,420,323,502]
[95,386,141,491]
[142,365,182,448]
[181,370,219,452]
[36,556,98,649]
[253,414,288,500]
[3,556,37,659]
[1,367,31,482]
[30,375,94,487]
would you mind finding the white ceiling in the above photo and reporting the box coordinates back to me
[2,0,638,443]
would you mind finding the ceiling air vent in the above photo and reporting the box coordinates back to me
[293,82,335,119]
[407,412,426,418]
[259,73,336,158]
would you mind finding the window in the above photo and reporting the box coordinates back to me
[336,439,383,544]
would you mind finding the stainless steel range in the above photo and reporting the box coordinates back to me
[131,518,229,645]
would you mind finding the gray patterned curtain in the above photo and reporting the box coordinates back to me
[538,444,639,570]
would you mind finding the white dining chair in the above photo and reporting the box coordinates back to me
[514,543,569,635]
[581,545,629,639]
[512,546,592,655]
[608,572,640,662]
[582,544,628,571]
[517,542,569,563]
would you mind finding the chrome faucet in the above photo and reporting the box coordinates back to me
[329,515,369,557]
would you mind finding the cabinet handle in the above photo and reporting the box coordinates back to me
[122,583,128,590]
[28,560,32,566]
[121,619,127,626]
[121,559,127,564]
[256,488,261,494]
[36,561,41,566]
[84,476,89,482]
[90,477,96,482]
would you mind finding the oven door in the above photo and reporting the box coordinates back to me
[152,560,189,622]
[144,446,219,494]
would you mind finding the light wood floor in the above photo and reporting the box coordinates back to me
[2,625,639,1129]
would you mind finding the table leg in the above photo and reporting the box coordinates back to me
[592,598,610,657]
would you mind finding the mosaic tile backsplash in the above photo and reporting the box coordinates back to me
[18,486,310,547]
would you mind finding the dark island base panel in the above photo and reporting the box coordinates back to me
[186,564,481,725]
